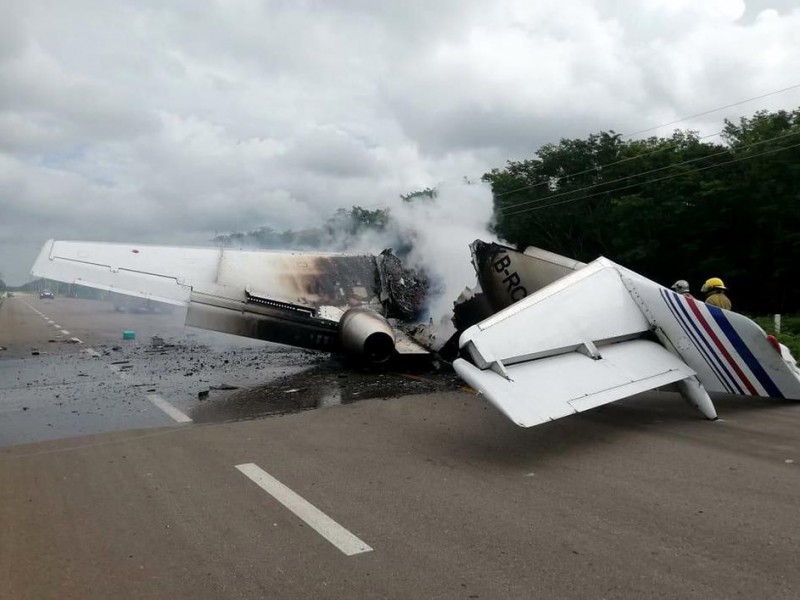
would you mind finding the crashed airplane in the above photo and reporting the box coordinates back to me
[32,238,800,428]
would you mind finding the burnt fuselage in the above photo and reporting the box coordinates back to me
[471,240,586,313]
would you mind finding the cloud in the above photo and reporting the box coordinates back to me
[2,0,800,283]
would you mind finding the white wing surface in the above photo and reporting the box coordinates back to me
[31,239,382,310]
[454,340,693,427]
[31,239,216,306]
[455,258,695,427]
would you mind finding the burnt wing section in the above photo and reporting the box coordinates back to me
[188,292,340,352]
[272,254,382,309]
[376,249,428,320]
[188,248,432,362]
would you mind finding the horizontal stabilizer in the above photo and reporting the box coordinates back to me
[454,340,694,427]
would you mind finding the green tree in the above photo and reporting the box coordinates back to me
[484,107,800,313]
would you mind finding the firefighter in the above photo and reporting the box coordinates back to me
[670,280,693,298]
[701,277,731,310]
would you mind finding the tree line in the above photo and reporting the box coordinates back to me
[483,107,800,314]
[212,205,390,251]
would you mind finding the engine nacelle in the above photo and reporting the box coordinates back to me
[338,308,396,365]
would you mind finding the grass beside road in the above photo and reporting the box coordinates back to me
[753,314,800,359]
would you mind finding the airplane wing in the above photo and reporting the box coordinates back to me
[31,239,384,309]
[454,339,693,427]
[454,259,694,427]
[31,240,429,363]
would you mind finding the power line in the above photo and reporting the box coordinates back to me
[492,83,800,199]
[493,130,724,200]
[353,84,800,214]
[500,139,800,218]
[621,83,800,138]
[497,129,800,214]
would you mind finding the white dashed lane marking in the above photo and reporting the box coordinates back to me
[236,463,373,556]
[146,393,192,423]
[107,364,193,423]
[19,298,193,425]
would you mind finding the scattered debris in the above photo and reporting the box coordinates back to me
[151,336,165,347]
[376,249,428,320]
[122,331,135,340]
[786,459,795,464]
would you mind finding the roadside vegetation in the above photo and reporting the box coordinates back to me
[484,107,800,315]
[754,315,800,360]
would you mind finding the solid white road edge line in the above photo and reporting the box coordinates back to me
[235,463,373,556]
[146,393,193,423]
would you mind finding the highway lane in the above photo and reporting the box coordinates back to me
[0,295,452,446]
[2,294,800,599]
[0,295,298,446]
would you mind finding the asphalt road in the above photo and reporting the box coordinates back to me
[1,294,800,599]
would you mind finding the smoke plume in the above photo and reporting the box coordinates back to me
[348,181,500,328]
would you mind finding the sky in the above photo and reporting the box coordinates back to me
[1,0,800,284]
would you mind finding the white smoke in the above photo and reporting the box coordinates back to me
[346,181,500,329]
[393,182,498,324]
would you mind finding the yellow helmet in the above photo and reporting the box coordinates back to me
[701,277,726,293]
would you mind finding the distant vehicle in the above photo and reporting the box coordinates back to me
[39,290,54,299]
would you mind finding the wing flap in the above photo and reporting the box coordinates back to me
[454,339,694,427]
